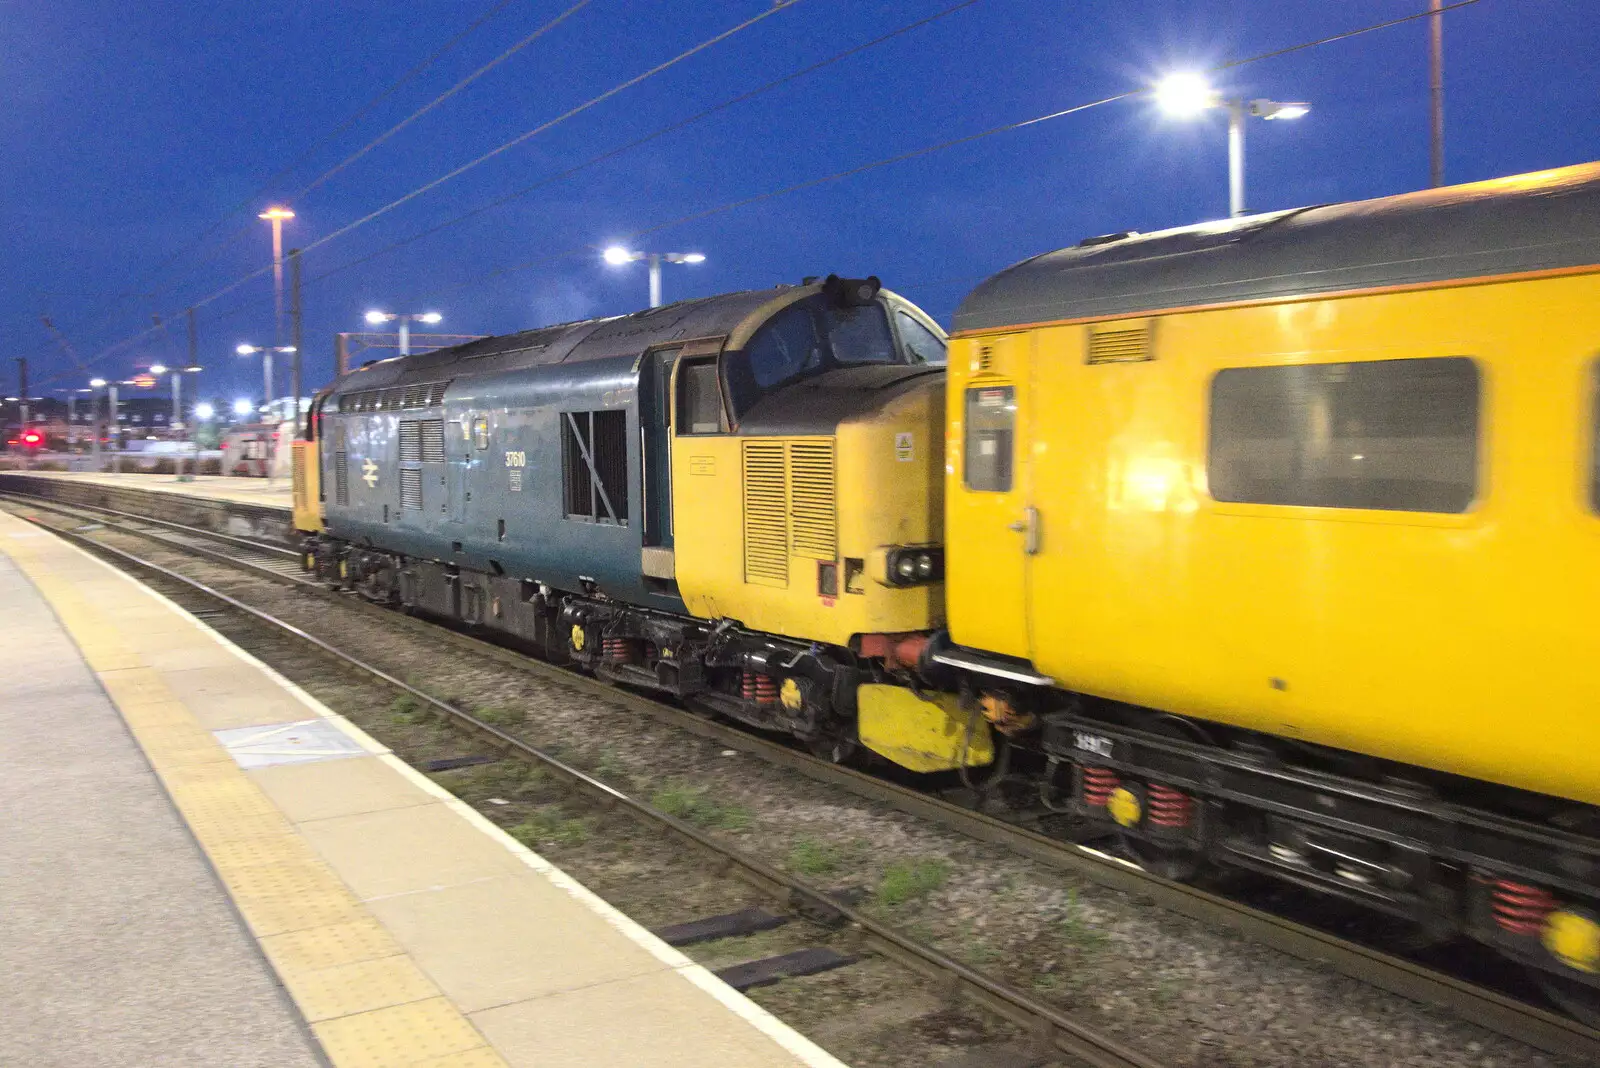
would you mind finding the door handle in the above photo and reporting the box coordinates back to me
[1008,507,1041,555]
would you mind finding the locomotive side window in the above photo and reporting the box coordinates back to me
[678,359,723,434]
[472,416,490,450]
[561,410,629,525]
[896,310,947,365]
[964,385,1016,492]
[1209,357,1480,513]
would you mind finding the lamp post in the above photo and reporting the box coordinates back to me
[259,206,295,350]
[89,377,122,474]
[602,247,705,308]
[364,310,442,357]
[1155,73,1309,218]
[150,363,203,480]
[236,344,295,422]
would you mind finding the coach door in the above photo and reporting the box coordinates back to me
[946,332,1034,660]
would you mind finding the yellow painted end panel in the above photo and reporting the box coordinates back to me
[858,683,993,772]
[291,440,323,533]
[944,333,1030,658]
[673,377,945,645]
[1003,274,1600,806]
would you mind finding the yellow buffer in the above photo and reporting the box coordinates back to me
[857,683,994,773]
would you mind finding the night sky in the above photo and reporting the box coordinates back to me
[3,0,1597,411]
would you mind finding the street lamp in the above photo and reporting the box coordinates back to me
[236,344,295,421]
[259,206,295,353]
[232,398,255,419]
[601,246,705,309]
[364,310,442,357]
[89,376,122,474]
[148,363,203,480]
[194,402,215,421]
[1155,72,1309,218]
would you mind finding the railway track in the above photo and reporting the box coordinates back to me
[4,488,1597,1064]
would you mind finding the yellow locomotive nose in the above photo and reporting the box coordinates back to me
[1107,785,1142,828]
[1544,910,1600,973]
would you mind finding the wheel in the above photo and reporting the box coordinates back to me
[1119,834,1205,882]
[1530,968,1600,1029]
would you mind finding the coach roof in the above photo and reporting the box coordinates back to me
[953,161,1600,334]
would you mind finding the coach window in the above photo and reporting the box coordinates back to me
[472,415,490,450]
[1591,362,1600,514]
[1209,357,1480,513]
[964,385,1015,491]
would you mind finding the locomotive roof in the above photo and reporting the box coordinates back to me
[953,160,1600,334]
[330,285,800,392]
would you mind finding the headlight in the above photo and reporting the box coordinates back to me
[881,546,944,587]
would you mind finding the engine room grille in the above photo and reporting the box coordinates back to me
[788,441,837,560]
[398,421,421,462]
[1086,319,1154,364]
[420,419,446,462]
[742,441,788,586]
[399,468,423,510]
[334,450,349,505]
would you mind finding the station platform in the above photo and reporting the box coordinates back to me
[2,468,293,511]
[0,509,845,1068]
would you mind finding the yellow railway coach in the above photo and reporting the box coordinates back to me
[932,164,1600,1009]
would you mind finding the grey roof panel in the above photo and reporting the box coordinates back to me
[953,162,1600,334]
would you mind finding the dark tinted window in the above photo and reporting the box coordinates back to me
[827,303,895,365]
[1209,357,1479,513]
[896,310,947,364]
[746,302,823,388]
[964,385,1015,492]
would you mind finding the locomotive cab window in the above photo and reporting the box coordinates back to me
[677,358,724,434]
[896,310,947,365]
[964,385,1016,492]
[1209,357,1480,513]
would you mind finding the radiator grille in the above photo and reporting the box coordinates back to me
[398,421,421,462]
[742,441,788,586]
[399,468,422,510]
[1086,320,1154,364]
[292,445,308,511]
[420,419,446,462]
[788,441,836,560]
[334,451,349,505]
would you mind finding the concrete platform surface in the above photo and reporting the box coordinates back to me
[4,469,293,509]
[0,509,847,1068]
[0,536,324,1067]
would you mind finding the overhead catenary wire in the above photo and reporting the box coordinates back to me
[26,0,526,361]
[47,0,1488,388]
[396,0,1489,308]
[310,0,988,284]
[38,0,809,387]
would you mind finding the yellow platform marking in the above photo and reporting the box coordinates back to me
[0,519,497,1068]
[313,998,489,1068]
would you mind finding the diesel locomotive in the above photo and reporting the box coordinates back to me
[294,275,959,763]
[293,162,1600,1016]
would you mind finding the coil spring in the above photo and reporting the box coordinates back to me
[1081,766,1119,808]
[602,638,635,664]
[1490,878,1557,937]
[1147,783,1193,828]
[741,672,779,706]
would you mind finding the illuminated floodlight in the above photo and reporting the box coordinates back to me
[671,252,706,264]
[258,206,295,221]
[232,398,254,417]
[149,363,167,375]
[365,310,391,325]
[1252,99,1310,120]
[89,378,107,388]
[603,245,637,266]
[236,343,257,356]
[417,312,443,324]
[194,402,215,420]
[1155,71,1217,117]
